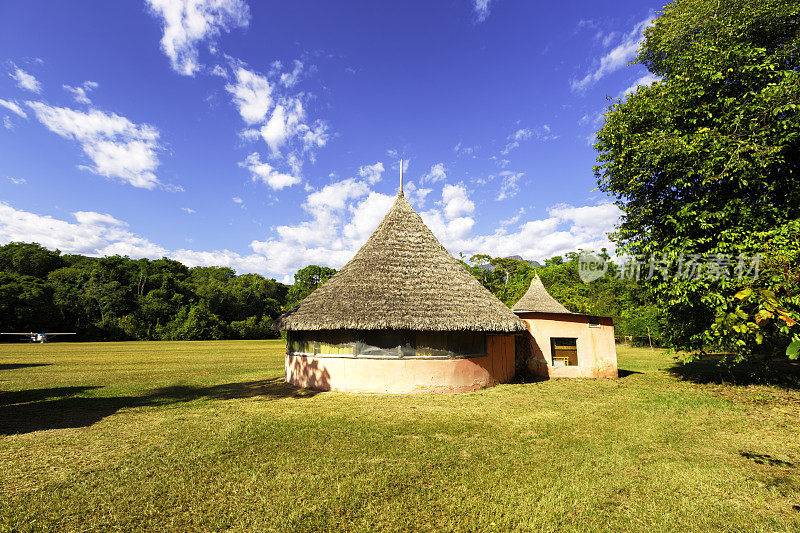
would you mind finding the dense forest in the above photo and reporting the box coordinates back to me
[0,242,662,345]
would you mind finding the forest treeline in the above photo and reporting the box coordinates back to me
[0,242,662,344]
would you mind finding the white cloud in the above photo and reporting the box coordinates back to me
[225,60,329,164]
[496,171,523,200]
[430,201,620,263]
[0,203,165,258]
[500,208,524,227]
[181,207,196,214]
[441,183,474,219]
[502,125,558,154]
[3,117,12,130]
[0,98,27,118]
[548,202,620,230]
[0,202,287,276]
[0,189,621,280]
[239,152,300,190]
[358,162,384,184]
[248,174,380,275]
[73,211,127,226]
[9,67,41,93]
[621,73,660,97]
[305,178,369,211]
[403,181,432,209]
[258,98,304,154]
[146,0,250,76]
[63,81,98,105]
[453,142,475,156]
[571,16,654,93]
[26,102,162,189]
[6,176,26,185]
[225,66,273,125]
[421,162,447,184]
[473,0,492,22]
[342,191,396,244]
[280,60,304,87]
[232,196,243,204]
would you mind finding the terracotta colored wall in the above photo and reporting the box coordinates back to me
[284,334,515,394]
[518,313,617,378]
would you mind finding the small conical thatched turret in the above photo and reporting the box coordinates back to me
[275,192,525,332]
[512,274,571,314]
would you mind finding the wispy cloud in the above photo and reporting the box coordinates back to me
[472,0,492,23]
[145,0,250,76]
[0,98,27,118]
[621,73,660,98]
[9,66,42,93]
[239,152,301,190]
[501,125,558,154]
[26,102,162,189]
[496,171,523,200]
[358,162,384,184]
[420,162,447,184]
[63,81,99,105]
[571,15,653,93]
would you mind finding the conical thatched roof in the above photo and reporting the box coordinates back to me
[512,274,571,314]
[275,192,525,332]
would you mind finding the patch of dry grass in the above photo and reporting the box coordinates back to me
[0,341,798,531]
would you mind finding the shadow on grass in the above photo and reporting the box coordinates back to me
[617,369,643,378]
[668,355,800,389]
[0,378,319,435]
[0,386,102,406]
[0,363,52,371]
[740,451,796,468]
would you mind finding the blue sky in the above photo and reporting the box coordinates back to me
[0,0,663,282]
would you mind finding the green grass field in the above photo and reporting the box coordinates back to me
[1,341,798,532]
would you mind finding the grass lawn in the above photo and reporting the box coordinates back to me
[1,341,799,532]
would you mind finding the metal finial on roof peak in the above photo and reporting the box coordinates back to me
[399,159,404,196]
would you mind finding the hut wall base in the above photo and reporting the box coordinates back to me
[284,335,515,394]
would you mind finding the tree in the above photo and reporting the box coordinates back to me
[286,265,337,307]
[0,242,64,278]
[594,0,800,357]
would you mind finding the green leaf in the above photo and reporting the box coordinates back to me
[787,340,800,359]
[734,288,752,300]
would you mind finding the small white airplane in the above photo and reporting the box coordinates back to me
[1,332,76,343]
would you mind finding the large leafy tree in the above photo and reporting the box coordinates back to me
[595,0,800,356]
[286,265,337,308]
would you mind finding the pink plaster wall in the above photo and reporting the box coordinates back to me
[285,334,515,394]
[517,313,617,378]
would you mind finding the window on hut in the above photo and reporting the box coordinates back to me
[317,330,355,356]
[357,330,415,357]
[414,331,449,357]
[550,337,578,366]
[288,331,315,354]
[288,330,488,358]
[447,331,487,357]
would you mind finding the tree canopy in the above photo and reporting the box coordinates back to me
[0,242,289,341]
[595,0,800,359]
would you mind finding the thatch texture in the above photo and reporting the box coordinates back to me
[512,274,571,314]
[275,193,525,332]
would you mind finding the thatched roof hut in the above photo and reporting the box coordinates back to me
[512,274,570,314]
[275,192,525,333]
[513,274,618,379]
[276,188,523,393]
